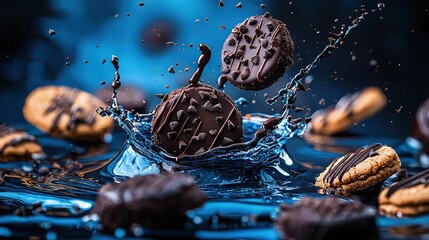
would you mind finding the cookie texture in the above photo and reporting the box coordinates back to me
[315,143,401,193]
[0,123,43,161]
[219,12,294,90]
[23,86,114,142]
[379,169,429,216]
[151,83,243,157]
[309,87,387,135]
[91,173,206,230]
[276,197,378,240]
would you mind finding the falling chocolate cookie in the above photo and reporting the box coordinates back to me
[219,12,294,90]
[91,173,206,230]
[152,44,243,157]
[23,86,114,142]
[0,123,43,161]
[379,169,429,216]
[308,86,387,136]
[315,143,401,193]
[276,197,378,240]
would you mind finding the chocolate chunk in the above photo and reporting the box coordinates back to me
[240,59,249,66]
[168,66,175,73]
[221,66,231,74]
[244,34,252,43]
[169,121,178,130]
[218,0,224,7]
[152,84,243,157]
[190,98,199,106]
[235,50,245,58]
[241,67,250,80]
[219,13,294,90]
[276,197,378,240]
[92,173,206,230]
[227,38,236,46]
[236,2,242,8]
[249,17,257,25]
[187,105,197,114]
[227,120,235,130]
[222,137,233,145]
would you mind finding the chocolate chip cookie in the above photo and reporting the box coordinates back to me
[315,143,401,193]
[0,123,43,161]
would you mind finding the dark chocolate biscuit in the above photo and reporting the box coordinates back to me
[219,12,294,90]
[276,197,378,240]
[95,85,147,114]
[152,44,243,157]
[315,143,401,193]
[152,83,243,157]
[411,98,429,155]
[91,173,206,230]
[0,123,43,161]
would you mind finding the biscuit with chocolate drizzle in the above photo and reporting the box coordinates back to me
[219,12,294,90]
[0,123,43,161]
[315,143,401,193]
[23,86,114,142]
[152,44,243,157]
[379,169,429,216]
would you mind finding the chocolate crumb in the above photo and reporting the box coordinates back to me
[168,66,175,73]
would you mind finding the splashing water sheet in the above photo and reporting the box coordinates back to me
[1,2,429,239]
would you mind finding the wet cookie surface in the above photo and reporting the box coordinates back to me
[219,12,294,90]
[23,86,114,142]
[315,143,401,193]
[0,123,43,161]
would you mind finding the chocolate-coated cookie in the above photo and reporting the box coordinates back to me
[411,98,429,155]
[91,173,206,230]
[219,12,294,90]
[0,123,43,161]
[152,83,243,157]
[315,143,401,193]
[95,85,147,114]
[379,169,429,216]
[308,87,387,136]
[23,86,114,142]
[276,197,378,240]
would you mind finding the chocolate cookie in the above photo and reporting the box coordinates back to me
[276,197,378,240]
[91,173,206,230]
[309,87,387,136]
[315,143,401,193]
[411,98,429,156]
[95,85,147,114]
[0,123,43,161]
[152,44,243,157]
[23,86,114,142]
[379,169,429,216]
[219,12,294,90]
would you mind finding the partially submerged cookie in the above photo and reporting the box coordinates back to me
[276,197,378,240]
[315,143,401,193]
[23,86,114,142]
[379,169,429,217]
[219,12,294,90]
[152,44,243,157]
[91,173,206,230]
[0,123,43,161]
[309,87,387,135]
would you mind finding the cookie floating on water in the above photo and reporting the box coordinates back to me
[315,143,401,193]
[0,123,43,161]
[23,86,114,142]
[379,169,429,216]
[152,44,243,157]
[276,197,378,240]
[91,173,206,230]
[219,12,294,90]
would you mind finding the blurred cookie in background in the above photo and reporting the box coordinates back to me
[410,98,429,167]
[95,85,147,114]
[23,86,114,142]
[0,123,43,161]
[308,86,387,136]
